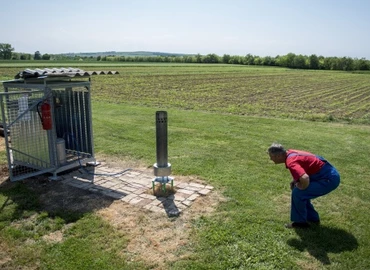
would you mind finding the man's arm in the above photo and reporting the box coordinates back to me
[295,173,310,190]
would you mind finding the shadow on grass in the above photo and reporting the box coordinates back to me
[0,169,115,225]
[287,225,358,265]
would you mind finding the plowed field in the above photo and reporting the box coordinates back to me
[1,64,369,123]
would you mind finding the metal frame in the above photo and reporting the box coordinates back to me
[1,77,96,181]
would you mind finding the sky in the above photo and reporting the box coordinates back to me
[1,0,369,59]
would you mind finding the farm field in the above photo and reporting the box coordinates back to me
[1,63,370,123]
[0,62,370,269]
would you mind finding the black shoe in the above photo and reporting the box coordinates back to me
[309,220,320,226]
[285,222,310,229]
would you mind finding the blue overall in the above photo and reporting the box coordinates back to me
[288,154,340,223]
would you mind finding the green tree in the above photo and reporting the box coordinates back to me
[20,53,31,60]
[34,51,42,60]
[222,54,231,64]
[244,54,255,65]
[275,55,285,67]
[173,56,183,63]
[329,57,340,70]
[0,43,14,59]
[195,54,202,63]
[293,54,307,69]
[229,55,241,64]
[262,56,275,66]
[42,53,51,60]
[134,56,143,62]
[339,57,354,71]
[286,53,296,68]
[163,56,170,62]
[253,56,262,65]
[202,54,219,63]
[308,54,319,69]
[354,58,369,70]
[11,52,20,60]
[317,56,325,69]
[183,55,194,63]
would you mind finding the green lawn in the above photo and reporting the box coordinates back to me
[0,63,369,269]
[92,103,370,269]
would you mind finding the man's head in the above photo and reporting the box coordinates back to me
[267,143,287,164]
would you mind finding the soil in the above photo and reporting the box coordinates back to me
[0,139,225,269]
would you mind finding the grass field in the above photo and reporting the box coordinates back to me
[0,62,370,269]
[1,63,369,124]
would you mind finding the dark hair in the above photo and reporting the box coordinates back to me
[267,143,286,155]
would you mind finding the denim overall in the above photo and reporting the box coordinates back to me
[288,153,340,223]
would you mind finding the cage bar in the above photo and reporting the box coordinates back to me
[1,75,97,181]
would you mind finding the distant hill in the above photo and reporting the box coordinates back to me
[56,51,196,57]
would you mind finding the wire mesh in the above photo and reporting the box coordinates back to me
[0,89,51,180]
[1,81,95,181]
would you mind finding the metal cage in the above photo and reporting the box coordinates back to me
[1,75,96,181]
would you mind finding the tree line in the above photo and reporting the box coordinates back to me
[1,43,369,71]
[97,53,370,71]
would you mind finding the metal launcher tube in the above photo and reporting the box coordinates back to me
[153,111,173,191]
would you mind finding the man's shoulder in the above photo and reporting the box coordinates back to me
[287,149,314,156]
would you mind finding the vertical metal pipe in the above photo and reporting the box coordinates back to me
[77,91,83,153]
[86,82,94,157]
[156,111,168,167]
[0,93,13,179]
[67,87,74,149]
[82,90,88,153]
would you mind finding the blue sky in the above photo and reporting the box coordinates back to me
[1,0,369,58]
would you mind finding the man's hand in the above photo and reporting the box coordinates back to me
[295,174,310,190]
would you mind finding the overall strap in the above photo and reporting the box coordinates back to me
[287,152,327,163]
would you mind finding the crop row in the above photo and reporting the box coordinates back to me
[1,65,369,123]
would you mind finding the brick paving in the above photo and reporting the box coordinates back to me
[58,164,214,217]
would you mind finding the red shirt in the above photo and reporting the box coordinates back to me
[285,149,325,181]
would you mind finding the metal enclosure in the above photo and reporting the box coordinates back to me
[1,68,117,182]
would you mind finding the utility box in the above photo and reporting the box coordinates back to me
[0,68,118,181]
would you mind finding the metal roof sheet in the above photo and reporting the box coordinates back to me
[15,67,119,79]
